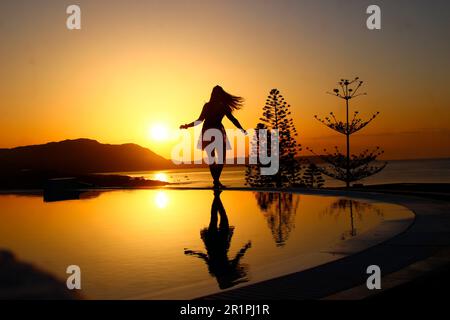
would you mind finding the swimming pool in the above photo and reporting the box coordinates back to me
[0,189,414,299]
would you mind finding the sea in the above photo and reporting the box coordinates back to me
[112,158,450,188]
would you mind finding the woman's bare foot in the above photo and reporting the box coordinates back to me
[213,181,226,189]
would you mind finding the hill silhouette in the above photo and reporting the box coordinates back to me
[0,139,172,174]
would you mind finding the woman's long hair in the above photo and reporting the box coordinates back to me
[210,85,244,113]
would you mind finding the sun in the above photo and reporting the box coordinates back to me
[150,124,169,141]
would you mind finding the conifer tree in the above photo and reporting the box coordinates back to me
[245,89,303,188]
[302,163,325,188]
[254,192,299,246]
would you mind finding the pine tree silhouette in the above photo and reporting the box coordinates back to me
[254,192,299,246]
[245,89,303,188]
[307,77,386,187]
[302,163,325,188]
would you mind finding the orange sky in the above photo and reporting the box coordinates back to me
[1,0,449,160]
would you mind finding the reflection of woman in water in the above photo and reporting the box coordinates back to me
[184,190,252,289]
[180,86,247,189]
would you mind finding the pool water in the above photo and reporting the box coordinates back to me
[0,190,413,299]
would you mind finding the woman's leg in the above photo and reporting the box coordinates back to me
[209,193,219,230]
[208,149,220,185]
[214,144,227,186]
[209,164,216,181]
[215,191,229,228]
[216,164,224,182]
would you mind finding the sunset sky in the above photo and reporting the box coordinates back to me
[1,0,449,160]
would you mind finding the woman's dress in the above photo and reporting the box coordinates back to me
[197,102,232,150]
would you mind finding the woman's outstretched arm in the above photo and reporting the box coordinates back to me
[179,120,201,129]
[226,111,247,134]
[180,103,207,129]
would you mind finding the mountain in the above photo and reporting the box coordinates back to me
[0,139,172,174]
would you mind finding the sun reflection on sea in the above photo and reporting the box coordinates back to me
[154,172,169,182]
[154,191,169,209]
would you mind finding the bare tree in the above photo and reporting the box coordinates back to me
[308,77,386,187]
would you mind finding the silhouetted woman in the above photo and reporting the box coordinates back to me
[184,190,252,289]
[180,86,246,188]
